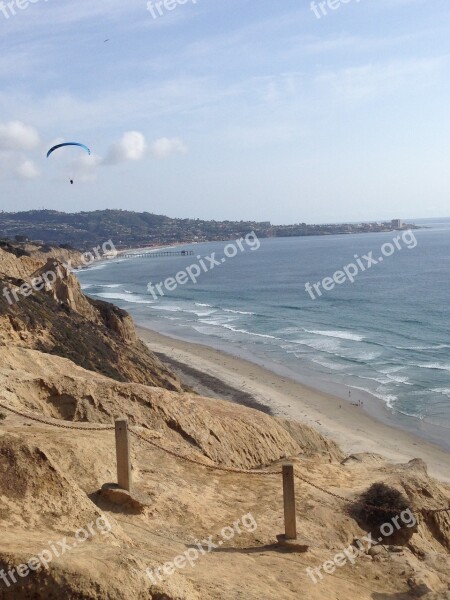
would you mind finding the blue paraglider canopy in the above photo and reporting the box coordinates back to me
[47,142,91,158]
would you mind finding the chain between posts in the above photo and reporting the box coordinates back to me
[294,473,450,516]
[1,399,449,515]
[132,429,450,516]
[130,428,280,476]
[0,399,114,431]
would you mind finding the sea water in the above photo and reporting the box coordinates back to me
[76,218,450,443]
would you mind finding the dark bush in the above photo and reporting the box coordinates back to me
[350,482,417,544]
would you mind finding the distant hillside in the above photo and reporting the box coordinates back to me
[0,209,417,250]
[0,209,269,249]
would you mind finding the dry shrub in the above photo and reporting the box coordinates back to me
[350,482,417,544]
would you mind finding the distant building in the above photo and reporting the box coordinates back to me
[391,219,403,229]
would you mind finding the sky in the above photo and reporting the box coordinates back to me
[0,0,449,224]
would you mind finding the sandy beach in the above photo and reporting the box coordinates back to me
[138,325,450,483]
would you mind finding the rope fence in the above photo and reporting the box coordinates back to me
[131,426,450,519]
[0,399,114,431]
[1,399,449,537]
[130,429,279,476]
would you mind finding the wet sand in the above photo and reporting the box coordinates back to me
[138,325,450,483]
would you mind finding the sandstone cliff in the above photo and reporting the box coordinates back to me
[0,243,181,391]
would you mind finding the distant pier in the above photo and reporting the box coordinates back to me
[120,249,194,259]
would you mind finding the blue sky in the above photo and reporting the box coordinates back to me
[0,0,449,223]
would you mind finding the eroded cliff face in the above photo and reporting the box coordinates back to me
[0,244,181,391]
[0,241,87,278]
[0,346,309,469]
[0,247,43,280]
[28,259,100,322]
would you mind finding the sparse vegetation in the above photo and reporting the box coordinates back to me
[350,482,416,544]
[352,482,411,528]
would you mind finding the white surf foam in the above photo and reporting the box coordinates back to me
[94,292,154,304]
[416,362,450,372]
[304,329,365,342]
[432,388,450,398]
[223,308,255,315]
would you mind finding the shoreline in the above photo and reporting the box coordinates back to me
[103,225,428,257]
[116,241,194,256]
[138,325,450,482]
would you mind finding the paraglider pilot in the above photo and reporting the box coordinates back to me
[46,142,92,186]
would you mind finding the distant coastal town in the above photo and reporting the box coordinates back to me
[0,210,419,251]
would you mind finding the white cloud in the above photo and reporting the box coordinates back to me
[0,150,40,181]
[102,132,187,166]
[0,124,187,184]
[15,159,40,180]
[103,131,147,165]
[70,153,102,182]
[151,137,187,159]
[0,121,40,151]
[39,130,188,182]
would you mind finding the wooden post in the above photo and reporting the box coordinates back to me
[115,418,132,492]
[282,462,297,540]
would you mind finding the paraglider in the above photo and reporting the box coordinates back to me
[46,142,91,158]
[47,142,92,184]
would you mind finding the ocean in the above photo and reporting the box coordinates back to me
[76,218,450,446]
